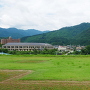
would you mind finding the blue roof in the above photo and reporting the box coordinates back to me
[3,43,52,46]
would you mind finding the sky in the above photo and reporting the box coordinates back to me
[0,0,90,31]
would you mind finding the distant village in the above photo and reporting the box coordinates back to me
[0,37,85,54]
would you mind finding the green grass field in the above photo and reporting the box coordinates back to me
[0,55,90,90]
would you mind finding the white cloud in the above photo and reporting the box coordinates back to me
[0,0,90,31]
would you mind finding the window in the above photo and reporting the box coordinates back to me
[3,46,6,48]
[45,46,47,48]
[36,46,40,48]
[11,46,14,48]
[7,46,10,48]
[15,46,18,48]
[29,46,34,48]
[41,46,44,48]
[19,46,22,48]
[23,46,28,48]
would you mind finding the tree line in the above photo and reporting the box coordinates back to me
[70,45,90,55]
[1,45,90,55]
[0,48,57,55]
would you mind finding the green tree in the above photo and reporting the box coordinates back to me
[0,49,8,53]
[81,45,90,55]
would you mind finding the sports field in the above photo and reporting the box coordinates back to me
[0,55,90,90]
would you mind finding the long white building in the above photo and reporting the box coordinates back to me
[2,43,54,51]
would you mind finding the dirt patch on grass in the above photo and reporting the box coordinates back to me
[0,70,32,83]
[0,70,90,90]
[18,60,48,63]
[0,70,90,85]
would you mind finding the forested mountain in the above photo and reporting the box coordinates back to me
[21,23,90,45]
[0,28,49,39]
[75,28,90,45]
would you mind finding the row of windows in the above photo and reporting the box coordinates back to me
[8,49,39,51]
[3,46,53,48]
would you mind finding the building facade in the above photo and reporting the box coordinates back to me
[58,46,67,51]
[1,37,20,44]
[2,43,54,51]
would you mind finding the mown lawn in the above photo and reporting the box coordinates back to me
[0,55,90,81]
[0,55,90,90]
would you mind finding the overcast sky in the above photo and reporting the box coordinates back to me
[0,0,90,31]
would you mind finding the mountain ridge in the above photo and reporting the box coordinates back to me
[0,27,49,39]
[21,23,90,45]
